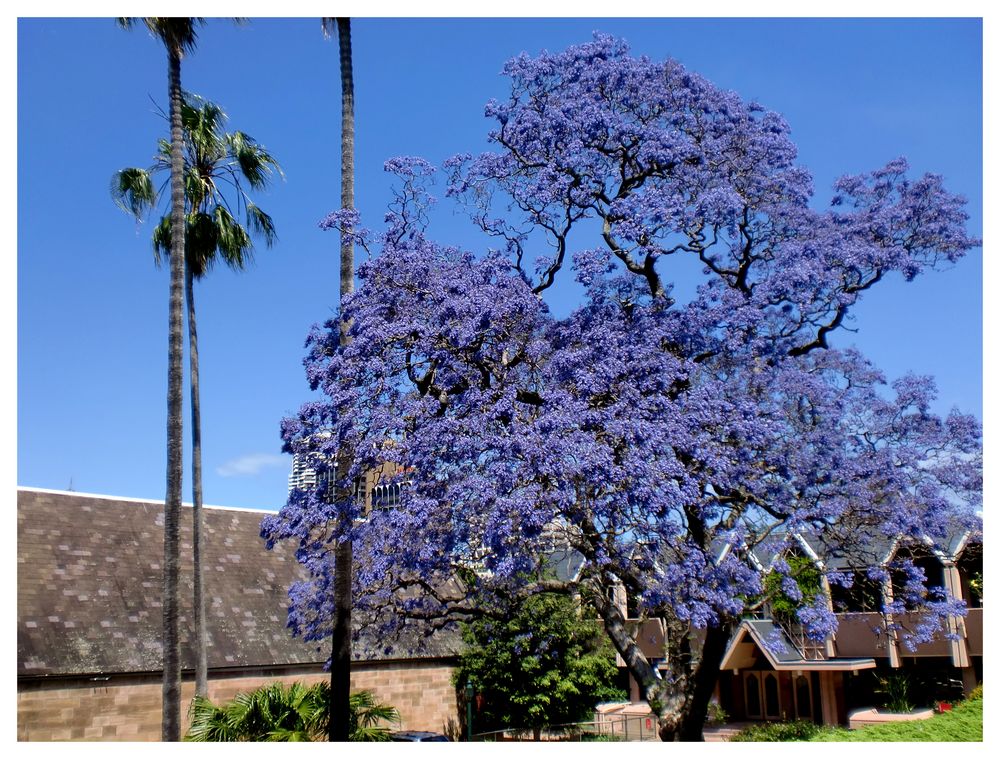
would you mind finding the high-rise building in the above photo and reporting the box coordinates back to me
[287,453,319,494]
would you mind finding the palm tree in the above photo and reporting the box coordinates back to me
[321,15,356,742]
[185,684,399,741]
[117,17,203,741]
[113,94,281,702]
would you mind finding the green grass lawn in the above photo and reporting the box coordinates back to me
[811,697,982,742]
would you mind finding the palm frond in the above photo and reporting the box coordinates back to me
[186,212,220,277]
[266,728,312,741]
[350,690,401,728]
[151,215,172,267]
[245,203,277,247]
[184,165,215,213]
[185,695,238,741]
[111,167,157,218]
[213,205,253,270]
[348,689,400,740]
[227,132,284,188]
[155,137,172,166]
[183,95,229,161]
[182,683,399,742]
[133,18,205,56]
[117,88,279,277]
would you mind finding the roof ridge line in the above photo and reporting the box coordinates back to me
[17,486,276,514]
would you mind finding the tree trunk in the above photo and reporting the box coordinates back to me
[594,582,734,743]
[532,726,541,741]
[328,15,355,743]
[329,537,353,741]
[676,624,731,742]
[162,42,186,742]
[186,267,208,698]
[337,18,355,303]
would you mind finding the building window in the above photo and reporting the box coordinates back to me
[744,674,762,719]
[764,673,781,719]
[371,482,404,510]
[795,675,812,721]
[831,570,884,613]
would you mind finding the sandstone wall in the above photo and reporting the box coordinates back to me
[18,661,459,742]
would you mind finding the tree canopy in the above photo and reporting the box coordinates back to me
[112,93,280,277]
[261,35,981,741]
[454,592,625,739]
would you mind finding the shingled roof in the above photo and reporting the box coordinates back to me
[17,488,460,679]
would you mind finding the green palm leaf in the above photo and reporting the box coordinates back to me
[182,683,399,742]
[112,92,282,280]
[226,131,284,189]
[245,203,277,247]
[111,167,157,218]
[185,695,238,741]
[118,18,204,55]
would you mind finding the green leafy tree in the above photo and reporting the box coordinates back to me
[113,93,280,702]
[454,593,625,741]
[762,555,824,624]
[185,683,399,742]
[117,17,203,740]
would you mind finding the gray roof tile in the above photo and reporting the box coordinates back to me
[17,489,459,677]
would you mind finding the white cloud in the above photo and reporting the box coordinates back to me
[216,453,287,478]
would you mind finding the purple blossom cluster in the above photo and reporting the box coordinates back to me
[262,35,980,729]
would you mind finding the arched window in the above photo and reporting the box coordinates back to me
[795,675,812,721]
[371,482,405,510]
[764,673,780,719]
[744,674,762,719]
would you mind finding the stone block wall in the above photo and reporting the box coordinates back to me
[18,661,459,741]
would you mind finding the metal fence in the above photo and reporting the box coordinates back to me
[471,713,660,742]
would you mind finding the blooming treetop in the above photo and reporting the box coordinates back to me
[262,35,980,740]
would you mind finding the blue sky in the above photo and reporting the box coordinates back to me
[17,18,982,511]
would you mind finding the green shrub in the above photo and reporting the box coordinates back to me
[730,720,821,742]
[967,683,982,701]
[454,593,623,737]
[705,701,729,725]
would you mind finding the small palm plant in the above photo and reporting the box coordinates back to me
[347,689,401,741]
[185,683,399,741]
[876,673,914,713]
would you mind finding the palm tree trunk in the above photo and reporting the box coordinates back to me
[186,267,209,698]
[337,17,355,300]
[329,15,355,743]
[162,42,186,742]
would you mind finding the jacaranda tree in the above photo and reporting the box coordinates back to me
[262,36,981,741]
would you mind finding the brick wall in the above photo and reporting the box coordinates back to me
[18,661,459,742]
